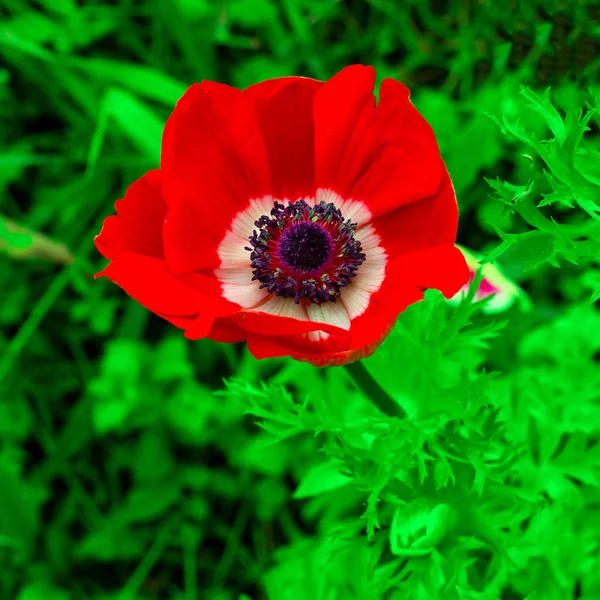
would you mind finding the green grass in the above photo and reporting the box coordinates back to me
[1,0,600,599]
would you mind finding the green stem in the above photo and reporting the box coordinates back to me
[117,514,177,600]
[344,361,406,418]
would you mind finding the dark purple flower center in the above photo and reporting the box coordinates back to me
[278,221,334,272]
[245,200,366,305]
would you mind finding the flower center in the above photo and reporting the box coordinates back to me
[246,199,366,306]
[278,221,333,272]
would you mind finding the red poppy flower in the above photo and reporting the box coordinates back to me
[95,65,468,367]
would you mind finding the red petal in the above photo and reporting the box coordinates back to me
[159,313,246,343]
[245,76,322,199]
[308,321,398,367]
[229,310,351,338]
[314,65,376,197]
[95,216,122,262]
[349,78,443,219]
[246,323,394,367]
[183,313,224,340]
[245,333,349,362]
[159,313,197,330]
[391,244,469,299]
[314,73,443,220]
[368,165,459,258]
[208,319,246,343]
[95,170,166,261]
[161,82,271,273]
[347,287,422,352]
[246,334,295,360]
[96,252,235,319]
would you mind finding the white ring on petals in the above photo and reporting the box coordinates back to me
[341,223,387,320]
[215,190,387,331]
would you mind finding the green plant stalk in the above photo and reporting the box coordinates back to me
[344,361,406,418]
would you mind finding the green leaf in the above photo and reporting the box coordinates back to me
[0,218,34,251]
[484,228,566,270]
[132,429,175,483]
[456,588,502,600]
[76,525,144,562]
[16,581,70,600]
[226,0,278,28]
[253,478,288,521]
[0,395,33,441]
[87,87,163,173]
[235,435,291,476]
[390,501,455,556]
[88,340,145,434]
[152,336,194,381]
[0,457,46,554]
[70,58,187,105]
[519,87,566,144]
[0,216,74,264]
[121,485,180,523]
[292,460,352,499]
[0,27,54,61]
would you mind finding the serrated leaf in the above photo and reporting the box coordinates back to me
[519,86,566,144]
[456,587,502,600]
[484,228,565,270]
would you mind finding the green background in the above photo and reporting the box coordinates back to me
[1,1,599,599]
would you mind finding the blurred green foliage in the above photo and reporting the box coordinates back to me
[1,0,600,599]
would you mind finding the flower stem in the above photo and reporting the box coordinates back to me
[344,361,406,418]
